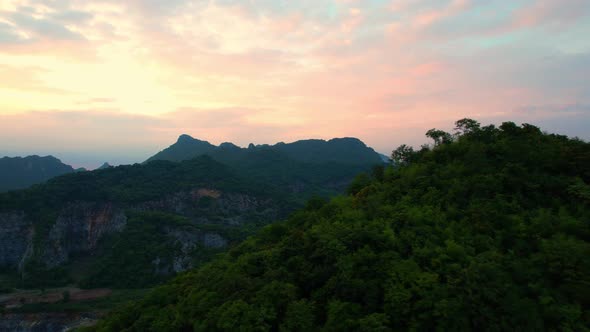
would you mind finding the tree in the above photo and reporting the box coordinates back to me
[372,165,385,182]
[391,144,415,165]
[426,129,452,146]
[454,118,480,135]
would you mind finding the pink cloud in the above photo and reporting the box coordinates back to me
[411,0,471,27]
[0,0,589,164]
[511,0,590,30]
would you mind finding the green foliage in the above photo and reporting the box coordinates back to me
[454,118,481,135]
[346,173,371,195]
[390,144,415,166]
[79,212,210,289]
[425,128,452,145]
[91,119,590,331]
[21,261,70,288]
[0,150,379,289]
[0,156,252,212]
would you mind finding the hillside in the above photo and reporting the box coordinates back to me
[0,155,74,192]
[91,119,590,331]
[146,136,383,165]
[0,137,382,291]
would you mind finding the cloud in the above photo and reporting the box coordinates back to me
[511,0,590,30]
[0,107,301,155]
[0,3,91,43]
[0,0,589,165]
[0,64,71,94]
[517,103,590,117]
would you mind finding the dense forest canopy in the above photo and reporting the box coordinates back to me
[90,119,590,331]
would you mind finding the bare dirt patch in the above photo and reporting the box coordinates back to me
[0,287,112,308]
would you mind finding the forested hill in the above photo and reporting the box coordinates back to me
[0,143,381,290]
[92,119,590,331]
[0,155,75,192]
[146,135,383,165]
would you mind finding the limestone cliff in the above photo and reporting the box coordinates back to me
[0,211,33,270]
[41,202,127,268]
[0,188,277,274]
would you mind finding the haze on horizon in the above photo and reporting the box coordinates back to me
[0,0,589,168]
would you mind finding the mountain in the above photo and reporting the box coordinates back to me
[146,135,383,165]
[146,135,217,163]
[0,135,382,293]
[97,162,112,170]
[0,156,276,289]
[0,155,74,192]
[91,120,590,331]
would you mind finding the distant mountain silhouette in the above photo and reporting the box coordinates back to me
[146,135,383,165]
[379,153,391,163]
[0,155,74,192]
[146,135,217,163]
[97,162,113,170]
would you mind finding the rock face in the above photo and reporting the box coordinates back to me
[0,203,127,270]
[136,188,278,226]
[41,202,127,268]
[159,228,229,274]
[0,187,276,276]
[136,188,277,274]
[0,211,33,270]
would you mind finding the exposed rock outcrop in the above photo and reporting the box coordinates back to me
[136,188,278,225]
[0,211,33,270]
[153,227,229,274]
[0,188,275,272]
[41,202,127,268]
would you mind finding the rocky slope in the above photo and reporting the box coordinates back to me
[0,187,277,278]
[0,211,33,270]
[41,202,127,268]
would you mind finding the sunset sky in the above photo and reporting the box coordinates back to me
[1,0,589,168]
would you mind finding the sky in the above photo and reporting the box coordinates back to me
[0,0,589,168]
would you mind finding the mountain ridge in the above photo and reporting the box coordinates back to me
[0,155,75,192]
[146,135,383,165]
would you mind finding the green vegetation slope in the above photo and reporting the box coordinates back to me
[92,119,590,331]
[0,138,381,290]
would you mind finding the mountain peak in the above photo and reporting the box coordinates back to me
[177,134,195,143]
[328,137,366,146]
[0,155,75,192]
[98,162,112,170]
[219,142,240,149]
